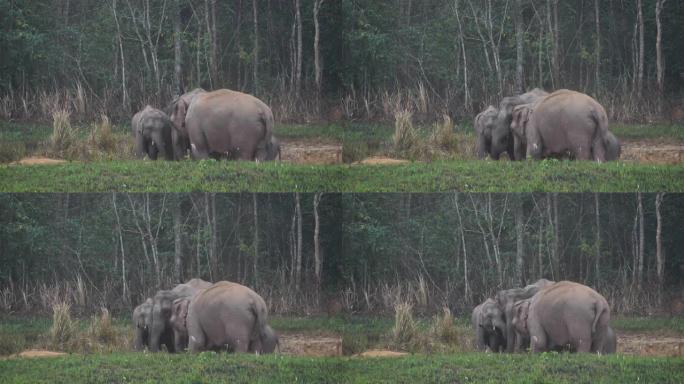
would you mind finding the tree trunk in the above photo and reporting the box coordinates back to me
[111,193,129,304]
[253,193,259,287]
[594,0,601,92]
[514,0,524,94]
[294,192,303,290]
[313,193,322,292]
[313,0,324,105]
[173,0,183,95]
[111,0,129,112]
[637,192,644,289]
[515,194,524,286]
[454,0,471,110]
[655,193,665,301]
[294,0,303,99]
[173,194,183,283]
[547,0,560,88]
[656,0,667,95]
[636,0,644,99]
[594,193,601,283]
[253,0,259,94]
[453,193,470,301]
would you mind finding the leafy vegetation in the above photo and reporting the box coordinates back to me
[0,352,682,383]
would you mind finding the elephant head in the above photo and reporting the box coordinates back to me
[149,290,178,353]
[259,325,279,354]
[603,131,621,161]
[170,298,191,352]
[490,88,549,160]
[255,135,281,162]
[511,299,531,338]
[169,88,206,159]
[132,298,153,351]
[496,278,554,352]
[474,106,499,159]
[132,106,175,161]
[510,104,535,160]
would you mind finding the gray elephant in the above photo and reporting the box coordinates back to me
[516,89,620,162]
[168,88,206,159]
[519,281,611,353]
[260,324,280,353]
[132,298,153,351]
[131,106,175,160]
[256,135,281,162]
[148,278,212,352]
[512,297,616,354]
[495,278,555,352]
[474,106,505,159]
[471,298,506,352]
[170,88,275,161]
[182,281,274,353]
[477,88,548,160]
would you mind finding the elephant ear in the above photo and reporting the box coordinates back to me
[515,301,530,329]
[172,99,189,131]
[474,112,484,134]
[172,298,190,325]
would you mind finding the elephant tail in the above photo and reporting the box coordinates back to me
[249,298,269,349]
[591,300,609,335]
[590,106,618,161]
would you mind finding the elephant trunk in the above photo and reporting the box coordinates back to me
[133,327,145,351]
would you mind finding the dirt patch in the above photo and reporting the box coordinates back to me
[355,349,408,357]
[356,156,410,165]
[11,156,67,165]
[16,349,67,358]
[281,139,342,165]
[618,333,684,357]
[278,333,342,357]
[621,140,684,164]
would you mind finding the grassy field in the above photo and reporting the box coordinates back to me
[1,351,682,384]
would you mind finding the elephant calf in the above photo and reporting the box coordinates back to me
[132,106,175,160]
[472,298,507,353]
[132,298,153,351]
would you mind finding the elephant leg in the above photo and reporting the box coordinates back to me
[228,329,251,353]
[592,134,607,163]
[528,321,548,353]
[187,316,206,352]
[135,133,146,159]
[513,137,526,161]
[152,130,173,161]
[475,327,486,351]
[190,143,210,160]
[526,128,542,160]
[476,136,488,159]
[573,137,593,160]
[148,140,159,160]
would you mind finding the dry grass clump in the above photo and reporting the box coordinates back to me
[393,110,417,151]
[88,114,117,153]
[48,301,77,348]
[49,110,79,157]
[392,301,417,345]
[430,307,460,345]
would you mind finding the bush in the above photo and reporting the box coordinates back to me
[430,114,457,150]
[430,307,460,345]
[49,110,79,157]
[88,114,117,153]
[391,301,416,345]
[341,332,369,355]
[0,332,27,355]
[0,140,26,163]
[393,110,417,151]
[48,301,77,348]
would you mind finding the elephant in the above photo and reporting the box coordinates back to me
[148,278,213,352]
[518,281,611,353]
[170,88,275,161]
[260,324,280,354]
[495,278,555,352]
[255,135,281,162]
[183,281,274,353]
[477,88,549,160]
[168,88,206,159]
[132,298,153,351]
[131,106,175,160]
[471,298,507,352]
[515,89,620,162]
[474,106,503,159]
[512,295,616,354]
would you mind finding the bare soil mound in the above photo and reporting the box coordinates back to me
[17,349,67,358]
[278,333,342,356]
[281,139,342,165]
[618,333,684,357]
[621,140,684,164]
[11,156,66,165]
[355,349,408,357]
[356,156,410,165]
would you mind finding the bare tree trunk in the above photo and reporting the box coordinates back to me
[515,195,524,285]
[173,194,183,283]
[205,193,217,281]
[656,0,667,95]
[485,0,503,94]
[594,0,601,92]
[637,192,644,289]
[514,0,524,94]
[253,193,259,286]
[546,193,560,280]
[173,0,183,95]
[313,0,324,109]
[454,0,471,110]
[453,193,470,301]
[253,0,259,94]
[313,193,322,293]
[111,0,129,112]
[111,193,129,304]
[547,0,560,88]
[294,193,302,290]
[236,0,243,89]
[594,193,601,283]
[294,0,303,99]
[636,0,644,99]
[655,193,665,302]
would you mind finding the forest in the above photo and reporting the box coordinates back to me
[0,192,680,316]
[2,0,683,123]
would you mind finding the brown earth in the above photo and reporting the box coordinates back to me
[15,349,67,358]
[620,139,684,164]
[355,349,408,357]
[617,333,684,357]
[278,332,342,357]
[280,139,342,165]
[11,156,66,165]
[356,156,410,165]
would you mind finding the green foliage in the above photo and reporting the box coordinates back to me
[341,332,369,355]
[0,352,682,383]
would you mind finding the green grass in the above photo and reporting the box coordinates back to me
[611,123,684,141]
[1,159,683,192]
[612,316,684,334]
[0,352,682,383]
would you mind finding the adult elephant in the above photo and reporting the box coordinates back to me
[180,281,275,353]
[471,298,507,352]
[168,88,206,159]
[131,106,175,160]
[516,89,620,162]
[170,89,274,161]
[132,298,153,351]
[495,278,555,352]
[516,281,611,353]
[481,88,549,160]
[148,278,212,352]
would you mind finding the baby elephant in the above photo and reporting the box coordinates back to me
[172,281,277,354]
[132,105,175,160]
[132,298,153,351]
[472,298,507,352]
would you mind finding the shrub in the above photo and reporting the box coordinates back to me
[49,110,78,156]
[0,332,27,355]
[430,114,457,150]
[430,307,460,345]
[88,114,117,153]
[392,301,416,345]
[48,301,76,348]
[341,332,369,355]
[393,110,417,151]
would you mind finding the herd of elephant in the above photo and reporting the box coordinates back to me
[131,88,281,162]
[474,89,620,162]
[472,279,616,354]
[132,278,278,354]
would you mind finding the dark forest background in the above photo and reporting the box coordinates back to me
[1,0,683,123]
[0,193,681,316]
